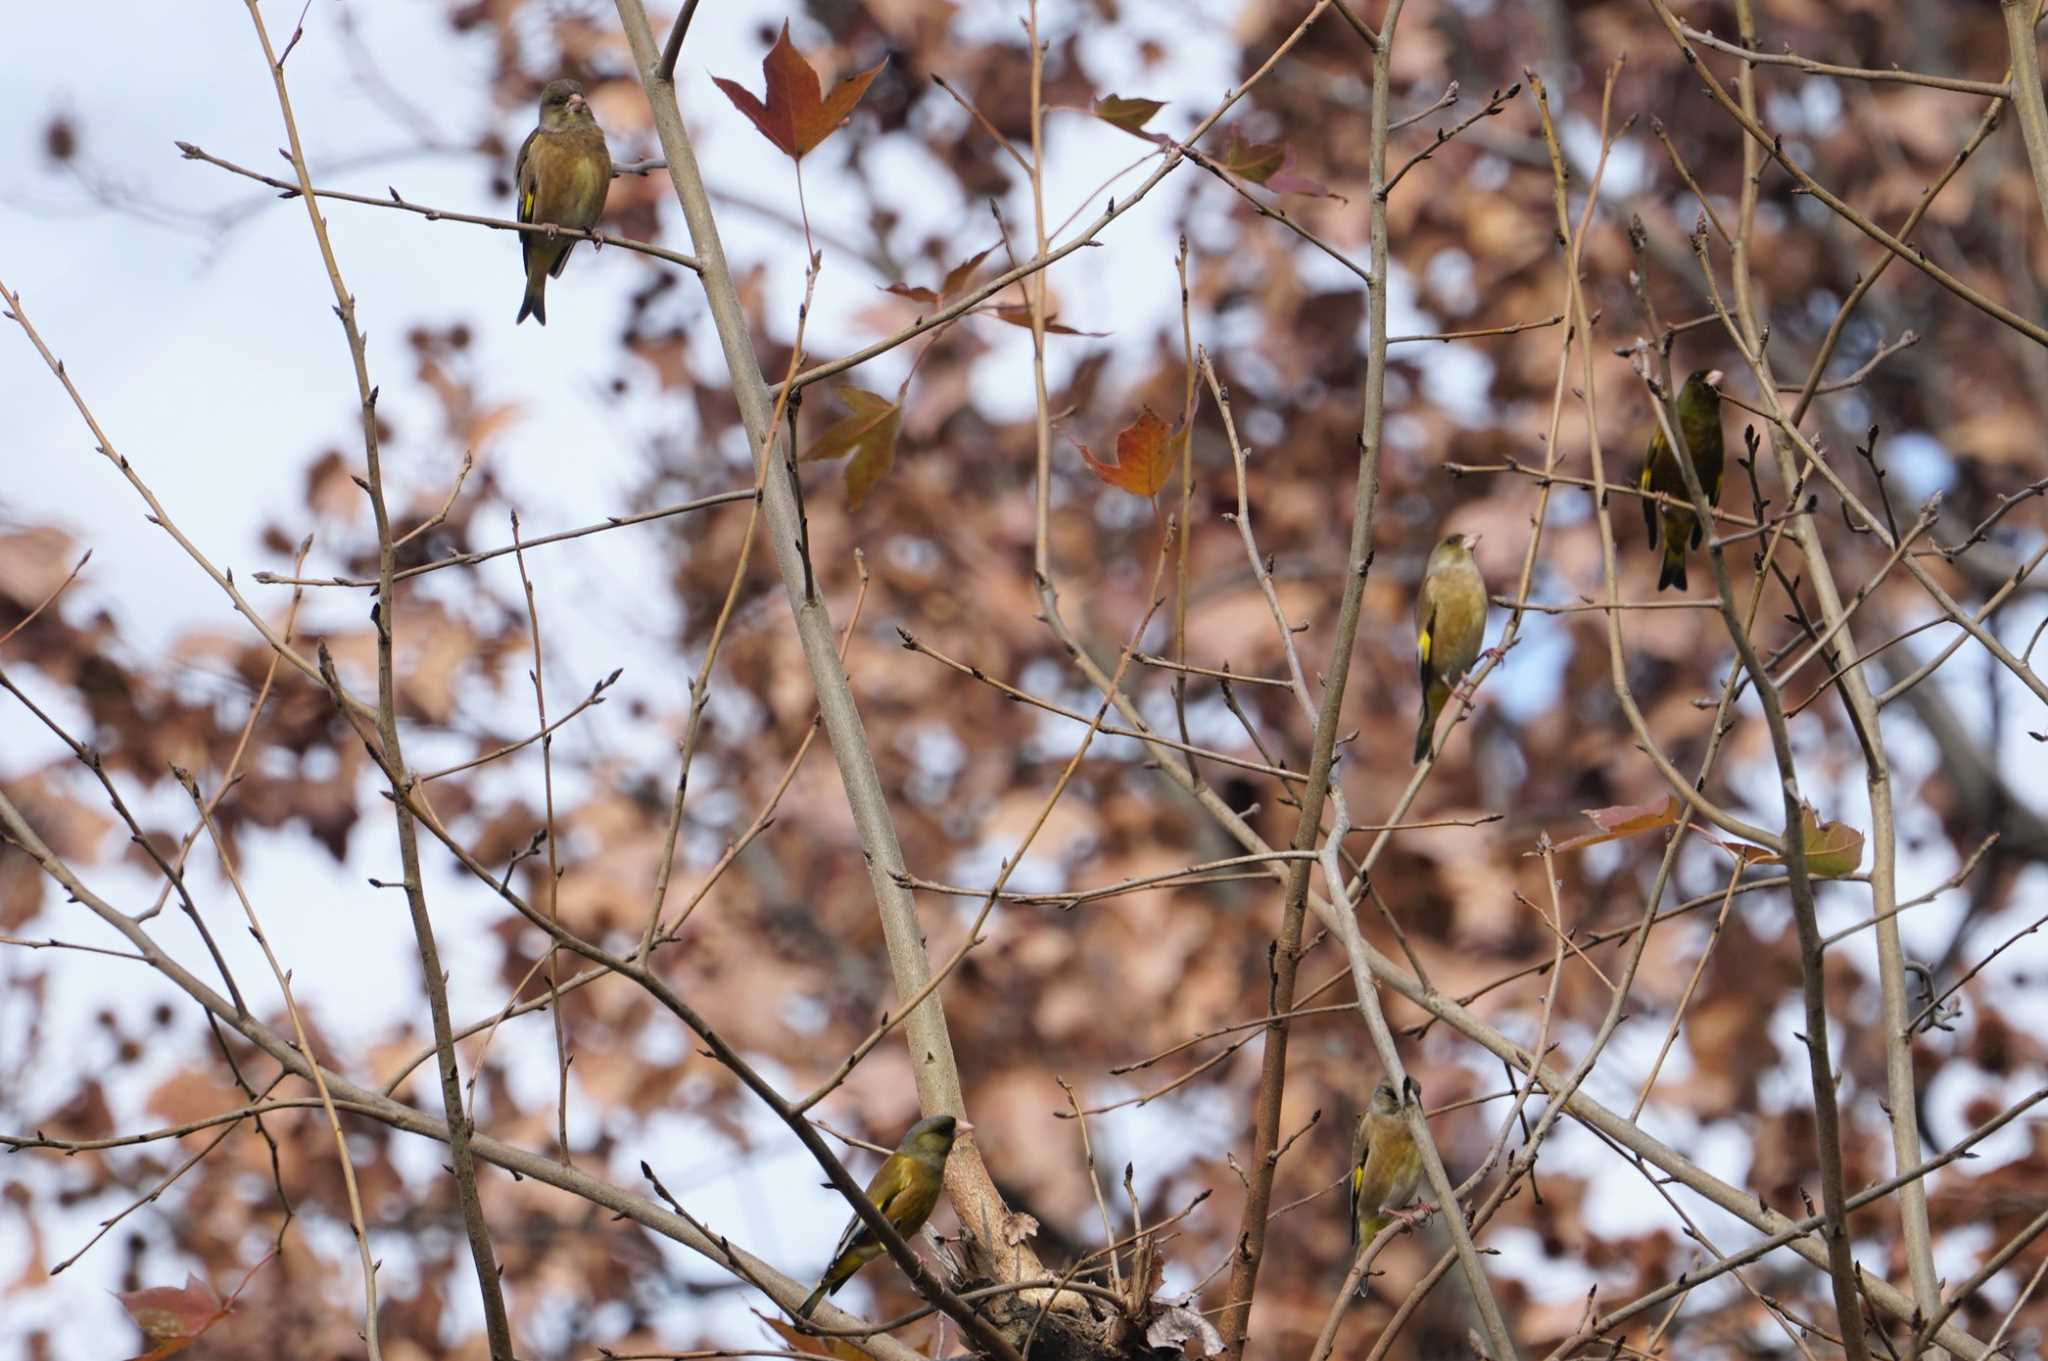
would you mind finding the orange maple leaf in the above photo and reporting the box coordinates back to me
[713,23,887,161]
[1080,408,1185,499]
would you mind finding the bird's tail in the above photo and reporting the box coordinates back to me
[796,1282,828,1319]
[1354,1215,1387,1296]
[517,274,548,327]
[1413,684,1444,764]
[1656,537,1688,593]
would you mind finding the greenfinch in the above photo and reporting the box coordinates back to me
[1639,368,1725,591]
[1413,531,1488,763]
[1349,1079,1424,1290]
[513,78,613,326]
[797,1114,968,1318]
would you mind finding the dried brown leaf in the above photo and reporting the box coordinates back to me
[764,1317,880,1361]
[984,304,1106,336]
[117,1275,230,1361]
[884,245,994,307]
[1213,128,1332,197]
[1548,795,1683,855]
[801,386,903,510]
[1092,93,1167,135]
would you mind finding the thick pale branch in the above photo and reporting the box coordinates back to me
[608,0,1041,1313]
[2005,0,2048,254]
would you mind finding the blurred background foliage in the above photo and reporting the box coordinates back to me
[4,0,2047,1358]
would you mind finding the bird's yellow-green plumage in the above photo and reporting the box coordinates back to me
[1639,369,1725,592]
[1414,532,1488,764]
[514,78,613,326]
[1349,1080,1424,1293]
[797,1114,966,1319]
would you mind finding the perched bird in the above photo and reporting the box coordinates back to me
[1349,1079,1425,1290]
[1639,368,1726,592]
[513,78,613,326]
[1413,532,1488,763]
[797,1114,969,1319]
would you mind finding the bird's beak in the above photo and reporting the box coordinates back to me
[1705,368,1725,388]
[567,93,589,115]
[955,1119,977,1137]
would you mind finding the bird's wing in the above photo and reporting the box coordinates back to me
[824,1150,926,1270]
[1348,1118,1371,1247]
[844,1152,924,1249]
[819,1155,903,1266]
[515,129,543,223]
[1416,587,1439,687]
[1639,435,1663,543]
[514,127,542,274]
[825,1202,870,1266]
[870,1156,920,1220]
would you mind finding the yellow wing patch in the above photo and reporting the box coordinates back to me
[520,186,536,223]
[1417,626,1432,667]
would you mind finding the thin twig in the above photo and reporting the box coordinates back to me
[654,0,703,84]
[180,773,380,1357]
[254,489,754,588]
[178,141,702,273]
[239,3,512,1350]
[1680,22,2012,99]
[0,549,90,649]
